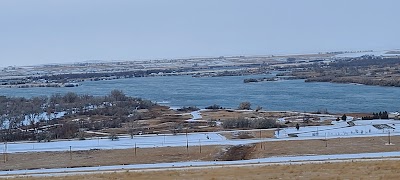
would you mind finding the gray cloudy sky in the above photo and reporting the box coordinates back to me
[0,0,399,67]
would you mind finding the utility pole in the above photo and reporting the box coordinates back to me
[325,133,328,147]
[186,127,189,153]
[260,130,263,149]
[3,142,7,163]
[199,139,201,153]
[186,136,189,153]
[69,146,72,160]
[135,143,137,157]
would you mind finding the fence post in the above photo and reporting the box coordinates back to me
[3,142,7,163]
[199,139,201,153]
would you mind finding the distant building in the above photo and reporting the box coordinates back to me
[389,112,400,120]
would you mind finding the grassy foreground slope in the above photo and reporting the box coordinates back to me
[15,160,400,180]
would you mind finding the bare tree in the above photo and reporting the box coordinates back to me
[110,89,127,102]
[238,102,251,110]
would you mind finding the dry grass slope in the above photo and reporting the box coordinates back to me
[13,160,400,180]
[3,136,400,171]
[1,146,223,171]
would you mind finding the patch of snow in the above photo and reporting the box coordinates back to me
[2,112,66,129]
[277,118,285,123]
[185,110,203,122]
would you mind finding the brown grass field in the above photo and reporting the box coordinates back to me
[11,160,400,180]
[3,136,400,171]
[200,110,299,121]
[1,146,223,171]
[251,135,400,158]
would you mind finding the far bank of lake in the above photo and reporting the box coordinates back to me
[0,75,399,113]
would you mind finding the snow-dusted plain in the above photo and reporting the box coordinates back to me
[2,118,400,153]
[2,116,400,177]
[276,119,400,139]
[334,50,399,58]
[1,110,260,153]
[0,132,274,153]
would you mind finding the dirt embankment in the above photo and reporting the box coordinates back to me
[220,130,275,140]
[217,144,256,161]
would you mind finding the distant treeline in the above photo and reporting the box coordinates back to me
[30,69,189,82]
[222,118,280,129]
[331,56,400,68]
[362,111,389,120]
[243,77,277,83]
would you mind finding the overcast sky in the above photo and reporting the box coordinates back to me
[1,0,399,67]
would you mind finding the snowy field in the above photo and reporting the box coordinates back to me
[2,118,400,153]
[1,109,258,153]
[276,119,400,139]
[0,132,268,153]
[334,50,399,58]
[2,117,400,177]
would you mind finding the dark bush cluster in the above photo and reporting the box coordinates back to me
[177,106,200,112]
[362,111,389,120]
[205,104,224,110]
[222,118,279,129]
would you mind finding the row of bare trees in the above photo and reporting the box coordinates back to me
[0,90,156,142]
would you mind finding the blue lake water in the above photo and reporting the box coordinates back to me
[0,75,399,113]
